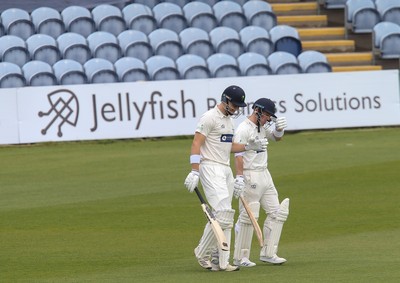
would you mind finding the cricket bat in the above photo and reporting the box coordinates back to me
[240,195,264,247]
[194,187,229,251]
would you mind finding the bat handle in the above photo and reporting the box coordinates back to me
[194,187,206,204]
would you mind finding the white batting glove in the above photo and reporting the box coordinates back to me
[184,170,199,193]
[233,175,245,199]
[275,117,287,131]
[245,137,268,151]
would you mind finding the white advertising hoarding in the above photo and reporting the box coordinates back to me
[0,89,19,144]
[1,70,399,145]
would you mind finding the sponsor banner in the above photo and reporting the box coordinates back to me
[4,70,400,144]
[0,89,19,144]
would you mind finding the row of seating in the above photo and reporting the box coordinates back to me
[0,1,277,40]
[0,50,332,88]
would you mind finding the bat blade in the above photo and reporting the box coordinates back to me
[240,195,263,247]
[195,188,229,251]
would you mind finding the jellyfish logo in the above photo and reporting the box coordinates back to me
[38,89,79,137]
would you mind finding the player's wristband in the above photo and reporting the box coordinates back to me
[274,129,284,138]
[190,154,201,164]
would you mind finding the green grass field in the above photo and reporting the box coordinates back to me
[1,127,399,282]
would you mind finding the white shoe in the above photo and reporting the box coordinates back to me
[194,248,211,270]
[233,257,256,267]
[260,254,287,265]
[211,263,240,272]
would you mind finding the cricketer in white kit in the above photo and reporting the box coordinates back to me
[232,98,290,267]
[184,85,268,272]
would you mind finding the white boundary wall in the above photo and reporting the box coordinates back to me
[1,70,399,145]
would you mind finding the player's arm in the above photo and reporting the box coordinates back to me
[190,132,206,171]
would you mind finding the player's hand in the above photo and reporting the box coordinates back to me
[184,170,199,192]
[245,137,268,151]
[233,175,245,199]
[275,117,287,131]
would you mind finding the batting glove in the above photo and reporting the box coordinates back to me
[233,175,245,199]
[184,170,199,193]
[245,137,268,151]
[275,117,287,131]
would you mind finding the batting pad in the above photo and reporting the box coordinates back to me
[233,222,253,261]
[195,222,217,259]
[215,209,235,269]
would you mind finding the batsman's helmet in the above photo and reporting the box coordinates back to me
[221,85,247,107]
[252,98,277,118]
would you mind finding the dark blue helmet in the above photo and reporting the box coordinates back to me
[252,98,277,118]
[221,85,247,107]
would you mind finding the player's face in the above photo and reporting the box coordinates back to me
[260,111,272,125]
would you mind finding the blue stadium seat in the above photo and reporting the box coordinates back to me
[297,50,332,73]
[91,4,126,36]
[179,27,214,59]
[153,3,188,33]
[206,53,241,78]
[84,58,119,84]
[26,34,61,66]
[372,22,400,59]
[375,0,400,26]
[1,8,35,40]
[22,60,57,87]
[268,51,302,75]
[117,30,153,62]
[145,55,180,81]
[176,54,211,79]
[269,25,302,57]
[132,0,159,9]
[31,7,65,39]
[122,4,157,35]
[209,26,244,58]
[57,32,91,65]
[0,35,30,67]
[86,31,122,63]
[114,57,149,82]
[242,0,277,31]
[183,2,218,33]
[213,1,247,32]
[237,52,272,76]
[61,6,96,38]
[345,0,380,34]
[53,59,88,85]
[239,26,274,57]
[0,62,26,88]
[148,29,184,60]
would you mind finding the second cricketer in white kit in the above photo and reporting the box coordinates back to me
[184,86,268,272]
[232,98,290,267]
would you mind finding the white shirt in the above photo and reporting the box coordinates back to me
[196,106,235,166]
[234,118,276,171]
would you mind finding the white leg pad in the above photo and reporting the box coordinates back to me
[233,222,253,261]
[215,209,235,270]
[195,222,217,259]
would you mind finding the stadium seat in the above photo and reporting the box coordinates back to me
[0,35,30,67]
[183,2,218,33]
[83,58,119,84]
[237,52,272,77]
[297,50,332,73]
[267,51,302,75]
[1,8,35,40]
[132,0,159,9]
[26,34,61,66]
[375,0,400,26]
[324,0,347,9]
[86,31,122,64]
[91,4,126,36]
[148,29,184,60]
[145,55,180,81]
[153,3,188,33]
[0,62,26,88]
[31,7,65,39]
[117,30,153,62]
[122,4,157,35]
[242,0,277,31]
[372,22,400,59]
[53,59,88,85]
[209,26,244,58]
[345,0,380,34]
[269,25,302,57]
[163,0,191,8]
[176,54,211,79]
[114,57,149,82]
[179,27,214,59]
[206,53,241,78]
[22,60,57,87]
[57,33,91,65]
[61,6,96,38]
[213,1,248,32]
[239,26,274,57]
